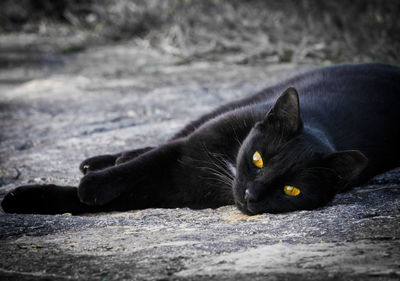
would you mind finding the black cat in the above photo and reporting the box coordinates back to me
[2,63,400,215]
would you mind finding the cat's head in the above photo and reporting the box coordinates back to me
[233,87,368,214]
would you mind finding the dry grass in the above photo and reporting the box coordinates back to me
[0,0,399,65]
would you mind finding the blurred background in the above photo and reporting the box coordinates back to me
[0,0,399,68]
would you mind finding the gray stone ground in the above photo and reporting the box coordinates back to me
[0,42,400,280]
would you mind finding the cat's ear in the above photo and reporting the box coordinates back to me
[262,87,302,136]
[322,150,368,189]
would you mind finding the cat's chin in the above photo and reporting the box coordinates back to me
[234,199,247,212]
[243,204,266,215]
[235,199,261,216]
[235,199,296,215]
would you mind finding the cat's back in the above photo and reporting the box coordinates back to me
[301,63,399,102]
[291,63,400,128]
[222,63,400,117]
[257,63,400,105]
[288,63,400,173]
[175,63,400,147]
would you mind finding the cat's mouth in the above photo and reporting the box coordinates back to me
[232,179,253,214]
[234,198,245,209]
[235,190,279,215]
[234,199,250,214]
[234,198,259,215]
[232,178,262,214]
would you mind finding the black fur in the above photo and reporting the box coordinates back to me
[2,63,400,215]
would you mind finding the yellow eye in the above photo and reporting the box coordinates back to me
[283,185,301,196]
[252,151,263,168]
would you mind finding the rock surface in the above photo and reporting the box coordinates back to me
[1,43,400,280]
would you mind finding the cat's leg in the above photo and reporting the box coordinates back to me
[79,147,154,174]
[78,140,183,207]
[115,147,154,165]
[1,183,141,214]
[2,144,161,214]
[1,184,101,214]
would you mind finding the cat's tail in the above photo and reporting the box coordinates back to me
[1,184,111,215]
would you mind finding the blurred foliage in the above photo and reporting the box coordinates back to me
[0,0,399,64]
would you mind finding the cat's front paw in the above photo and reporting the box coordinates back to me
[2,185,56,214]
[78,171,120,206]
[79,154,118,175]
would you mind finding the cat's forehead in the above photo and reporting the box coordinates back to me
[248,126,296,155]
[246,127,319,165]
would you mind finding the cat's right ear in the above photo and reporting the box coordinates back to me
[260,87,303,136]
[322,150,368,190]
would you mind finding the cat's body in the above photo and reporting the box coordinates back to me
[2,63,400,215]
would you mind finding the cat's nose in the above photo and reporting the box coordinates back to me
[245,188,259,202]
[245,182,263,202]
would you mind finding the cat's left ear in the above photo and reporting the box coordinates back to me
[322,150,368,190]
[263,87,302,136]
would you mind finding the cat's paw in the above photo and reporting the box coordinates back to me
[2,185,56,214]
[78,171,120,206]
[79,154,118,174]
